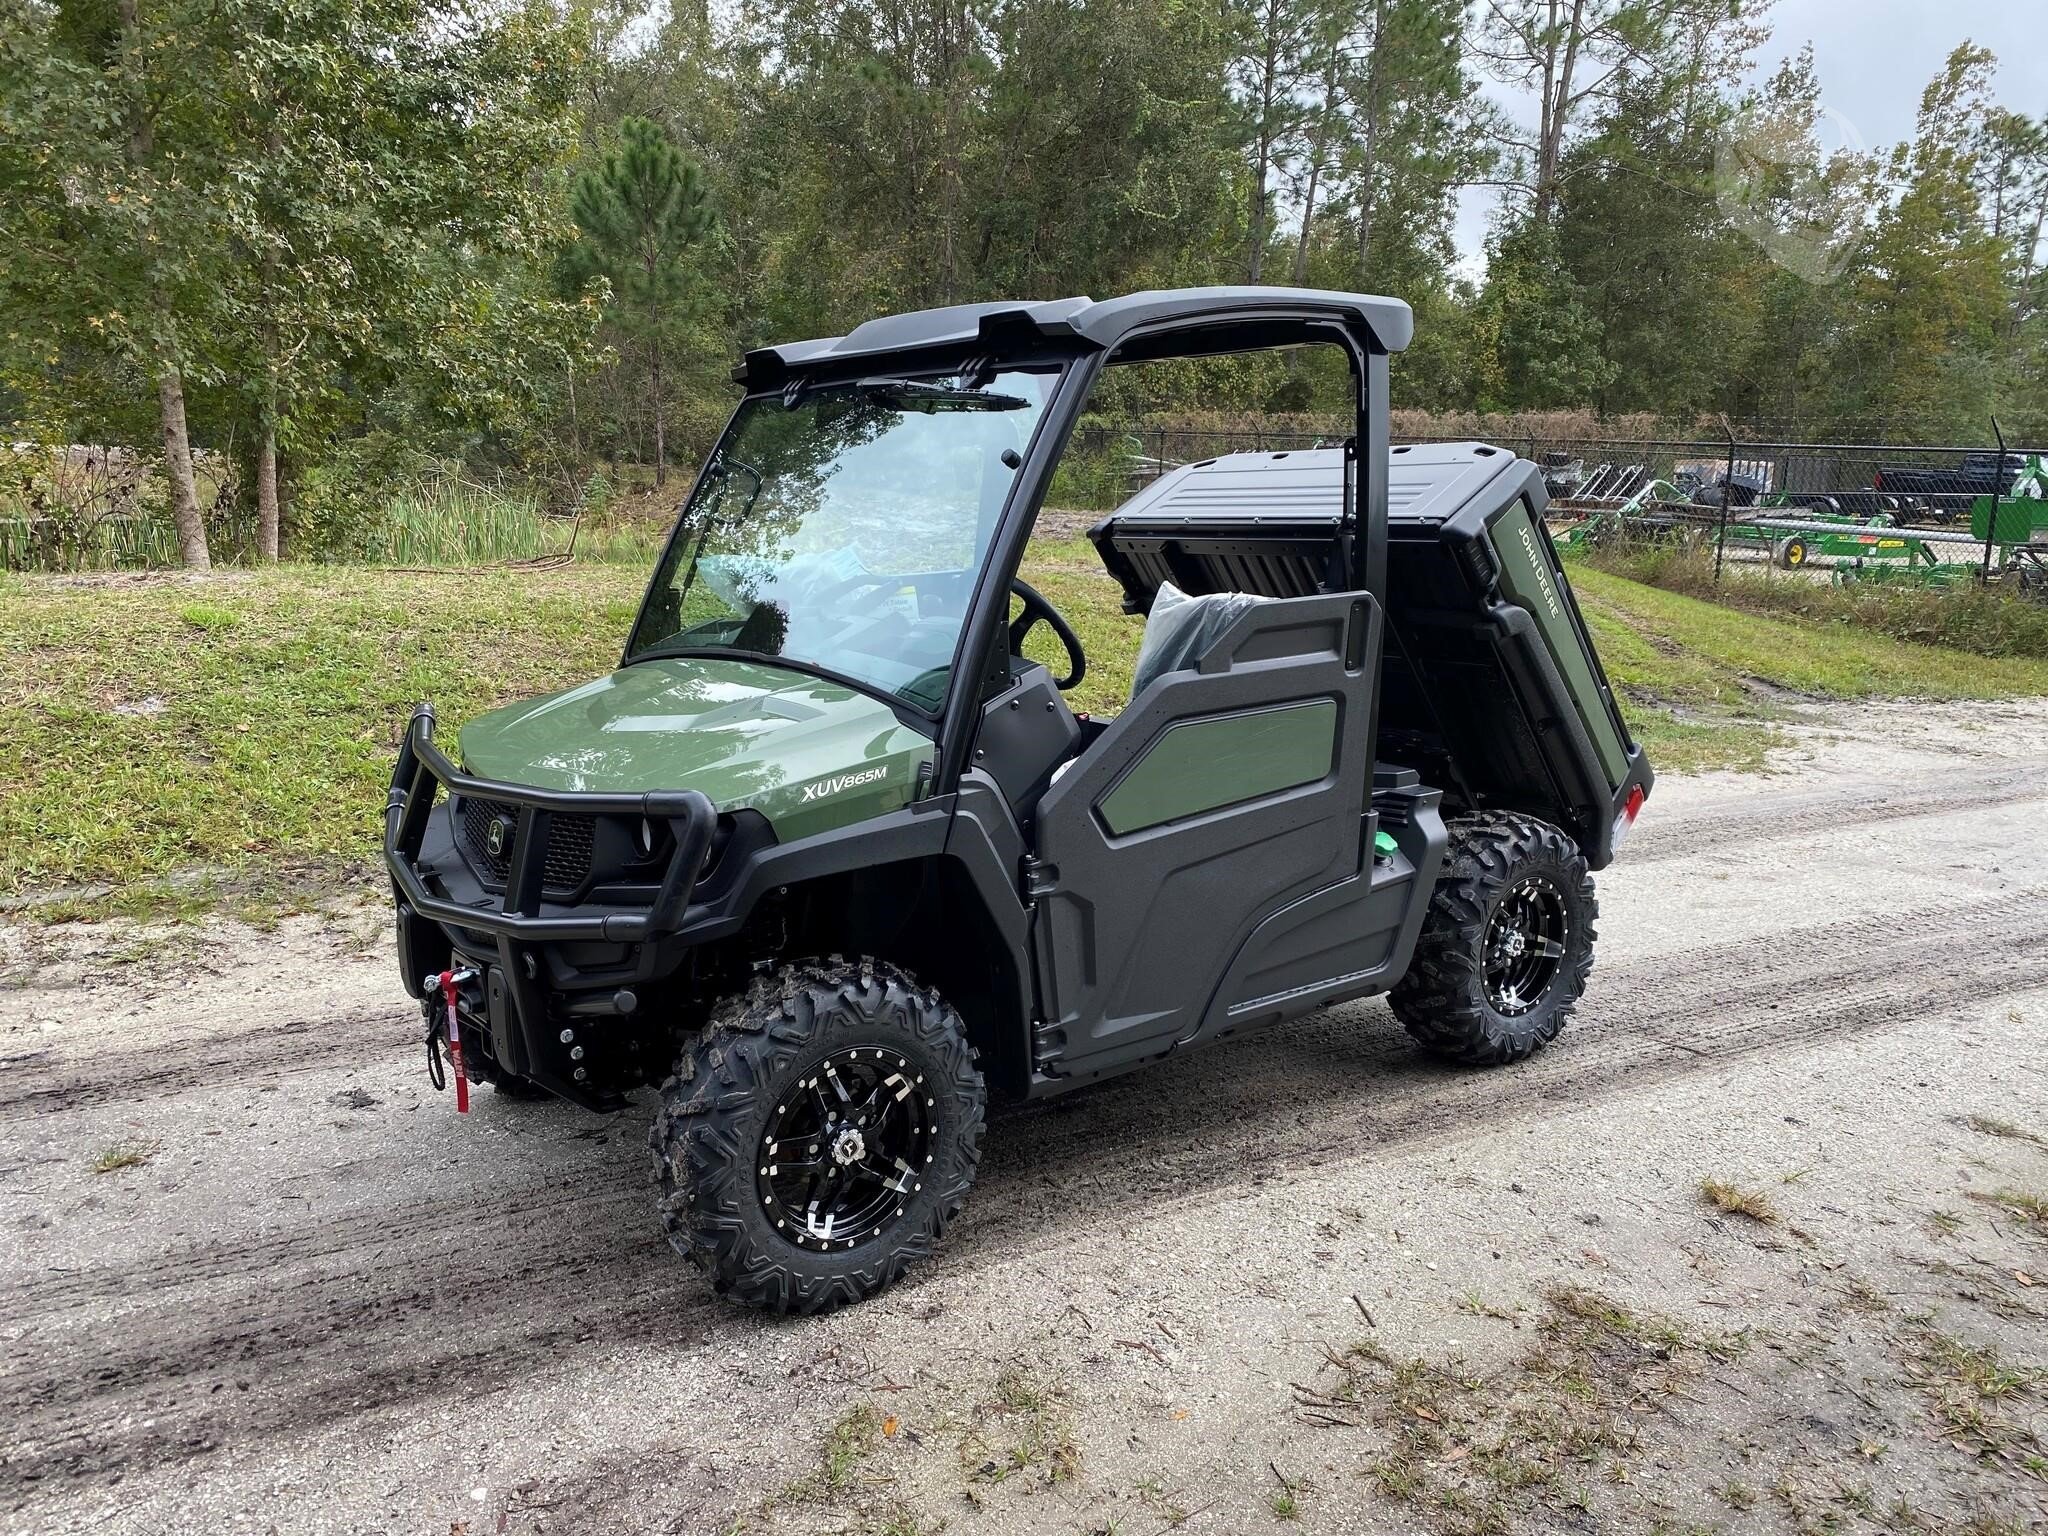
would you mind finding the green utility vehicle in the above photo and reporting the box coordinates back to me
[384,288,1653,1312]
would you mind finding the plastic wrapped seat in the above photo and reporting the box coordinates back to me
[1128,582,1269,700]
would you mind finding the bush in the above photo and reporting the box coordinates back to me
[1046,418,1147,510]
[0,443,246,570]
[290,434,565,565]
[288,434,429,560]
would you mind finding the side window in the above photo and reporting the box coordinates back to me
[1020,344,1357,720]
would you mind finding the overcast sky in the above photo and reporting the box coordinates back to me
[1448,0,2048,278]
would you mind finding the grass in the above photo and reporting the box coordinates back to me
[1565,565,2048,771]
[1715,1477,1757,1510]
[958,1360,1079,1488]
[1581,543,2048,662]
[1701,1178,1782,1224]
[9,531,2048,918]
[363,480,671,568]
[1968,1188,2048,1229]
[774,1401,885,1507]
[90,1138,160,1173]
[0,564,645,915]
[1901,1322,2044,1473]
[1296,1284,1744,1536]
[2,461,671,573]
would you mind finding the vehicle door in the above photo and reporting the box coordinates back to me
[1027,591,1382,1078]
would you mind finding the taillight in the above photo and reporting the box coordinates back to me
[1610,783,1647,851]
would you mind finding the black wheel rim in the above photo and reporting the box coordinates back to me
[754,1047,936,1251]
[1483,876,1569,1017]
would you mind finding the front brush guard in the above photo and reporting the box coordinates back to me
[384,702,717,946]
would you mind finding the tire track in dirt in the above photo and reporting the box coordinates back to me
[8,879,2028,1315]
[1625,762,2047,865]
[963,883,2048,1222]
[4,884,2041,1504]
[0,1005,405,1115]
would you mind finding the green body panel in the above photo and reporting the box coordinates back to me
[1833,562,1976,592]
[1971,458,2048,544]
[1489,501,1631,787]
[1097,698,1337,837]
[1718,521,1932,563]
[457,658,933,843]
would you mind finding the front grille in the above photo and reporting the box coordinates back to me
[456,796,597,892]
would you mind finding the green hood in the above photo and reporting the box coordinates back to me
[457,657,933,842]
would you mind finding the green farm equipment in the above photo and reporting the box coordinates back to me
[1970,454,2048,545]
[1552,461,2046,597]
[1827,454,2048,596]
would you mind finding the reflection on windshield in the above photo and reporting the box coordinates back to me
[628,369,1054,711]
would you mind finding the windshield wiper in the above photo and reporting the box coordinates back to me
[851,377,1029,412]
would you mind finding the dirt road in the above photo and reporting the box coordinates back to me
[4,699,2046,1536]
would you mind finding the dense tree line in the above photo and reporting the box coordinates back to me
[3,0,2044,565]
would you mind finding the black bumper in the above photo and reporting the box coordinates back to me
[384,703,717,946]
[384,703,718,1107]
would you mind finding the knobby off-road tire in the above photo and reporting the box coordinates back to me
[649,958,985,1314]
[1389,813,1597,1066]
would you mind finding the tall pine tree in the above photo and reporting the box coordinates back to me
[564,117,717,491]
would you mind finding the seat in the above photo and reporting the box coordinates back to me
[1128,582,1269,701]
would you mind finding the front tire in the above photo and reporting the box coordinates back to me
[649,958,985,1313]
[1389,814,1597,1066]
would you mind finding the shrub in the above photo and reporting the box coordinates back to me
[1578,543,2048,661]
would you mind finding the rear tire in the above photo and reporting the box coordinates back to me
[1389,814,1597,1066]
[649,958,985,1313]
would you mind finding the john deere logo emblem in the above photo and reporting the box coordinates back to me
[485,816,512,857]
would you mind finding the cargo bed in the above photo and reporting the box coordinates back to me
[1089,443,1653,868]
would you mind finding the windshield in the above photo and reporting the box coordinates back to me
[627,369,1056,712]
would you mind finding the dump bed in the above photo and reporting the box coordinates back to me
[1089,443,1652,868]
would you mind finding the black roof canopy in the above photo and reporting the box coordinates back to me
[733,286,1414,388]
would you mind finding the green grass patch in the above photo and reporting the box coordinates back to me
[1014,534,1147,718]
[0,564,644,911]
[1580,544,2048,661]
[1566,565,2048,772]
[355,480,671,568]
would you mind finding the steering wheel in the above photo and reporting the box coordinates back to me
[1009,577,1086,690]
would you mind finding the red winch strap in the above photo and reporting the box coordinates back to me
[437,969,470,1114]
